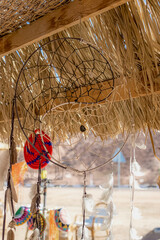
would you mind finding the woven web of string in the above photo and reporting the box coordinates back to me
[14,38,128,173]
[0,0,71,37]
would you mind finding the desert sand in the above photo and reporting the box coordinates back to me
[0,187,160,240]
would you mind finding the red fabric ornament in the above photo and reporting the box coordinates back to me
[24,130,53,169]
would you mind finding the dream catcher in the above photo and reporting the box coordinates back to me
[3,38,129,240]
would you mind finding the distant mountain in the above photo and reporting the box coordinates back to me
[20,131,160,187]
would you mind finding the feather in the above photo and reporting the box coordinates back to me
[29,228,40,240]
[83,194,94,213]
[7,188,13,215]
[29,184,37,199]
[10,138,17,165]
[30,194,40,214]
[100,202,113,231]
[0,150,9,190]
[100,187,113,203]
[10,174,18,203]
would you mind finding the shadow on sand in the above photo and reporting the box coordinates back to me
[142,230,160,240]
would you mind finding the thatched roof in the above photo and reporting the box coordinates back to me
[0,0,70,37]
[0,0,160,143]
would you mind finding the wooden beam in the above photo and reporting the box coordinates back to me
[0,76,159,123]
[35,75,160,115]
[0,0,129,57]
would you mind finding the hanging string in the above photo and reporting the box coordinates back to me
[81,171,87,240]
[129,93,135,240]
[129,130,136,240]
[79,0,84,42]
[80,17,82,41]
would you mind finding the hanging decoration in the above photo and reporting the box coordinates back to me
[12,37,129,176]
[54,208,71,232]
[129,98,142,240]
[14,206,31,226]
[49,210,59,240]
[24,129,53,169]
[12,161,28,185]
[28,212,46,235]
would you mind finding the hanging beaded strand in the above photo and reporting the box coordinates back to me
[35,153,42,239]
[2,98,17,240]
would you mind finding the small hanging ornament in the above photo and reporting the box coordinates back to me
[80,125,86,133]
[24,129,53,169]
[54,208,71,232]
[7,220,16,240]
[135,132,146,150]
[14,206,31,226]
[7,229,15,240]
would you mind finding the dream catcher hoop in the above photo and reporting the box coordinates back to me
[13,37,129,173]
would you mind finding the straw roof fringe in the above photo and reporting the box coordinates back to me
[0,0,160,143]
[0,0,71,37]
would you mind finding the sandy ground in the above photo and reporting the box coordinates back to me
[0,187,160,240]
